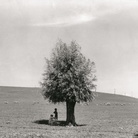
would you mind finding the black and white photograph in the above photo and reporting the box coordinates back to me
[0,0,138,137]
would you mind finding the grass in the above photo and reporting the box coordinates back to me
[0,86,138,137]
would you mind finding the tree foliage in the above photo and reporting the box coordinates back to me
[41,40,96,104]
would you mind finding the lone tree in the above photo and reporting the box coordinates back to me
[41,40,96,126]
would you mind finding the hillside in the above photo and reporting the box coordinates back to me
[0,86,138,137]
[0,86,40,93]
[93,91,138,104]
[0,86,137,104]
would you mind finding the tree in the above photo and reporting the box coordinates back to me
[41,40,96,126]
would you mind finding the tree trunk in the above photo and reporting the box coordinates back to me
[66,100,77,126]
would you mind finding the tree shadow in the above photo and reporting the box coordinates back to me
[34,120,49,125]
[33,119,66,126]
[33,119,87,127]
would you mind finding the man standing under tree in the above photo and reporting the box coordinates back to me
[53,108,58,120]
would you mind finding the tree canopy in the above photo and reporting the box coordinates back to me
[41,40,97,104]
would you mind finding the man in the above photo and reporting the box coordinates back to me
[53,108,58,120]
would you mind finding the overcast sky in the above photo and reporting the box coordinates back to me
[0,0,138,98]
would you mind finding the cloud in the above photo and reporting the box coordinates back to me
[32,14,95,27]
[30,0,138,27]
[1,0,138,27]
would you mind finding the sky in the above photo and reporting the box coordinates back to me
[0,0,138,98]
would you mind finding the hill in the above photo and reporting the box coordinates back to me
[0,86,138,137]
[0,86,137,104]
[93,91,138,104]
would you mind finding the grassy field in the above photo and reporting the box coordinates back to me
[0,86,138,138]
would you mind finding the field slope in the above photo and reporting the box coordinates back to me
[0,86,138,138]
